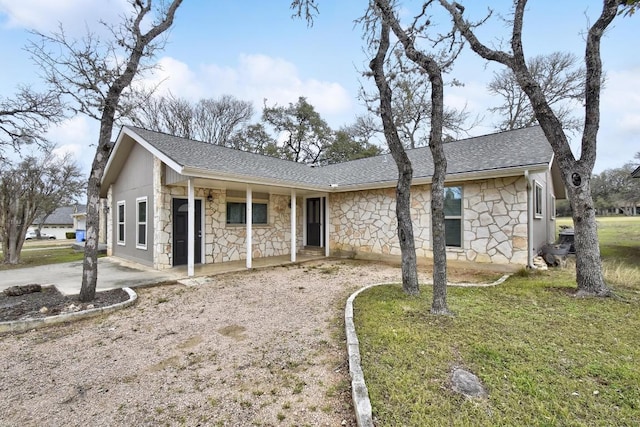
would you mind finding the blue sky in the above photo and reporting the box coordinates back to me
[0,0,638,176]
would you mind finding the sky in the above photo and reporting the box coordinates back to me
[0,0,638,178]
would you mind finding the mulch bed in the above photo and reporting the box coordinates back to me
[0,286,129,322]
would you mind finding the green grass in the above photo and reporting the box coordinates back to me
[355,216,640,426]
[0,247,102,270]
[557,216,640,285]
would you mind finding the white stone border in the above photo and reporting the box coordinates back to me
[0,287,137,334]
[345,274,510,426]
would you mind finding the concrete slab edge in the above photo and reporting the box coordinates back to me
[0,287,137,335]
[345,274,511,426]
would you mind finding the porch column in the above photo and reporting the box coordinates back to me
[324,194,330,257]
[246,186,252,269]
[187,178,195,277]
[291,190,297,262]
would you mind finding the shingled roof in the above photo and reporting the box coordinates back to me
[322,126,553,186]
[33,205,84,226]
[106,125,554,193]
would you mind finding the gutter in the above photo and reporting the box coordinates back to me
[524,170,534,268]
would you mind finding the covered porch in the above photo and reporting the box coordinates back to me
[161,173,330,277]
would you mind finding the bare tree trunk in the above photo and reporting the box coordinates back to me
[396,162,420,295]
[376,0,453,313]
[428,126,451,314]
[77,0,183,302]
[370,20,419,295]
[568,179,608,296]
[440,0,618,296]
[79,123,111,301]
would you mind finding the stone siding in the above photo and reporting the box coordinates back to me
[154,179,302,269]
[329,176,529,265]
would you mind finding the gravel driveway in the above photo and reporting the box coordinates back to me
[0,259,401,426]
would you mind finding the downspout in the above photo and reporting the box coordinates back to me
[524,170,533,268]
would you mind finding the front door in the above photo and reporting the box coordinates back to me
[172,198,202,266]
[306,197,322,247]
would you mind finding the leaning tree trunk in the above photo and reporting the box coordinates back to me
[78,0,182,302]
[377,0,453,313]
[566,176,609,296]
[426,82,451,314]
[439,0,618,296]
[396,162,420,295]
[370,20,419,295]
[79,119,113,302]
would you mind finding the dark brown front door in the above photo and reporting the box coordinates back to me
[172,198,202,266]
[306,197,322,247]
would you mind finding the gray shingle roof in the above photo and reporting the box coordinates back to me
[34,205,82,225]
[127,127,330,187]
[124,125,553,189]
[323,126,553,186]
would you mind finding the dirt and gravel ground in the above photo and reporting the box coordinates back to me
[0,259,406,427]
[0,287,129,321]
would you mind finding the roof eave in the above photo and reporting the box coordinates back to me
[331,164,550,193]
[180,167,327,193]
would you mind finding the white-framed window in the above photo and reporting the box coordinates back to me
[136,197,147,249]
[117,201,125,245]
[444,186,463,248]
[534,181,543,218]
[226,202,268,225]
[550,194,556,220]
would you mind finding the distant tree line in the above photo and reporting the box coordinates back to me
[555,152,640,217]
[130,94,383,165]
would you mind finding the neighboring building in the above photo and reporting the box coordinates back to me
[100,125,565,276]
[30,206,79,239]
[632,165,640,178]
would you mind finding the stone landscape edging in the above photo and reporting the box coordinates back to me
[345,274,510,427]
[0,287,137,334]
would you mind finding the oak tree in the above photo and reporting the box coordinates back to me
[440,0,634,295]
[29,0,183,301]
[0,152,83,264]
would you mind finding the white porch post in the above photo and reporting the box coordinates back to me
[187,178,195,277]
[246,186,252,269]
[291,190,297,262]
[324,195,330,257]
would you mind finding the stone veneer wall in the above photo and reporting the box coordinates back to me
[153,180,303,268]
[329,176,529,265]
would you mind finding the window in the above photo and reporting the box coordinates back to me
[136,197,147,249]
[444,186,463,247]
[550,195,556,220]
[534,181,543,218]
[117,201,125,245]
[226,202,268,225]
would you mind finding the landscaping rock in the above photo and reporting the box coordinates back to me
[451,368,487,398]
[3,284,42,297]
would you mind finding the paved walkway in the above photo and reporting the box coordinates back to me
[0,254,326,296]
[0,257,179,295]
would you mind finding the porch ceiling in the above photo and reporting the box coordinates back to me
[167,177,323,197]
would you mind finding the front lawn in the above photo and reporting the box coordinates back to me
[355,216,640,426]
[0,247,98,270]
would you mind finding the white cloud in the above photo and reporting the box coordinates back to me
[141,56,204,100]
[139,53,353,127]
[596,67,640,171]
[46,115,98,176]
[0,0,128,32]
